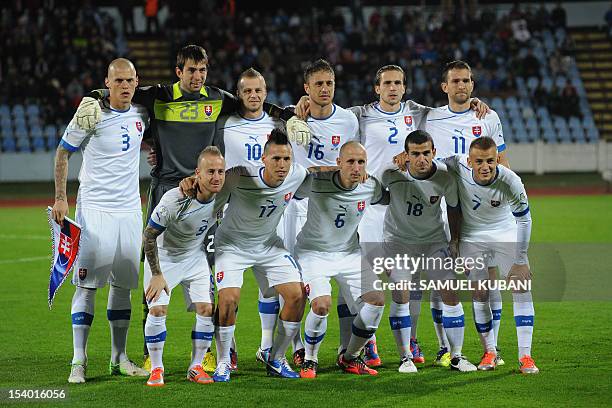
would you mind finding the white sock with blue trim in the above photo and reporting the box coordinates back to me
[258,290,279,350]
[145,314,167,370]
[389,301,412,359]
[490,288,503,349]
[473,300,496,352]
[345,303,384,360]
[512,292,535,358]
[71,287,96,364]
[107,286,132,364]
[304,310,327,362]
[442,303,465,357]
[191,314,214,369]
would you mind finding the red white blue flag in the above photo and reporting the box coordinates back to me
[47,207,82,309]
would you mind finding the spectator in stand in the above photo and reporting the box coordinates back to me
[145,0,159,34]
[551,2,567,28]
[560,79,581,119]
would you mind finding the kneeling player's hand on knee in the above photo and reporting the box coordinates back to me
[179,175,197,198]
[74,97,102,131]
[146,275,169,302]
[286,116,311,146]
[507,263,531,283]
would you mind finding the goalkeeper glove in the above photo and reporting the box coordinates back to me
[74,97,102,131]
[286,116,311,146]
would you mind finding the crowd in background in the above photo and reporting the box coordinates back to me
[0,1,596,129]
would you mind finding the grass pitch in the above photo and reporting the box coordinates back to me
[1,195,611,407]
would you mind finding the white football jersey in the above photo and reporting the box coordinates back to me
[214,112,281,169]
[215,163,309,248]
[350,100,429,179]
[424,106,505,158]
[381,162,458,244]
[294,171,384,253]
[61,103,149,211]
[293,104,360,168]
[148,187,219,261]
[442,156,529,242]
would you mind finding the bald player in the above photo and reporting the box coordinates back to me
[52,58,150,383]
[295,141,385,378]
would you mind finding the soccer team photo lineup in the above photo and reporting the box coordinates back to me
[2,1,612,406]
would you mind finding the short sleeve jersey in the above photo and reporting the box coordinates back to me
[294,171,384,253]
[60,102,149,211]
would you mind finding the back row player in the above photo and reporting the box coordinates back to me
[74,45,312,369]
[291,60,491,369]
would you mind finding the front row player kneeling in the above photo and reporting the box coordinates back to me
[296,141,386,378]
[142,147,226,386]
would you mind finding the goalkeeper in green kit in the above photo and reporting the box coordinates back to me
[75,44,311,371]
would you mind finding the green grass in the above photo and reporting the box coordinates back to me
[1,196,611,407]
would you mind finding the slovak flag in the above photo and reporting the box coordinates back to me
[47,207,82,309]
[331,135,341,147]
[472,126,482,136]
[357,201,366,212]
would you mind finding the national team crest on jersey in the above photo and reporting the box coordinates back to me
[331,135,341,147]
[78,268,87,280]
[472,126,482,136]
[284,192,292,203]
[491,200,500,207]
[216,271,224,283]
[204,105,213,117]
[136,121,142,132]
[404,116,413,126]
[357,201,366,212]
[430,196,440,204]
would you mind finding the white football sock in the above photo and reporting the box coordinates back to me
[271,319,301,361]
[512,292,535,358]
[107,286,131,364]
[336,293,356,351]
[145,314,167,370]
[257,290,279,350]
[430,290,450,349]
[490,288,503,348]
[304,310,328,362]
[345,303,384,360]
[472,300,495,352]
[71,287,96,364]
[216,325,235,364]
[191,314,214,369]
[389,301,412,359]
[442,303,465,357]
[409,290,422,339]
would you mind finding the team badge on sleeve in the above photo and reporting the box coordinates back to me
[331,135,341,148]
[136,121,142,132]
[216,271,224,283]
[284,192,293,203]
[204,105,213,117]
[430,196,440,204]
[404,116,413,126]
[472,126,482,136]
[357,201,366,212]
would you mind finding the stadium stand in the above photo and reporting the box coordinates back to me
[0,2,607,153]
